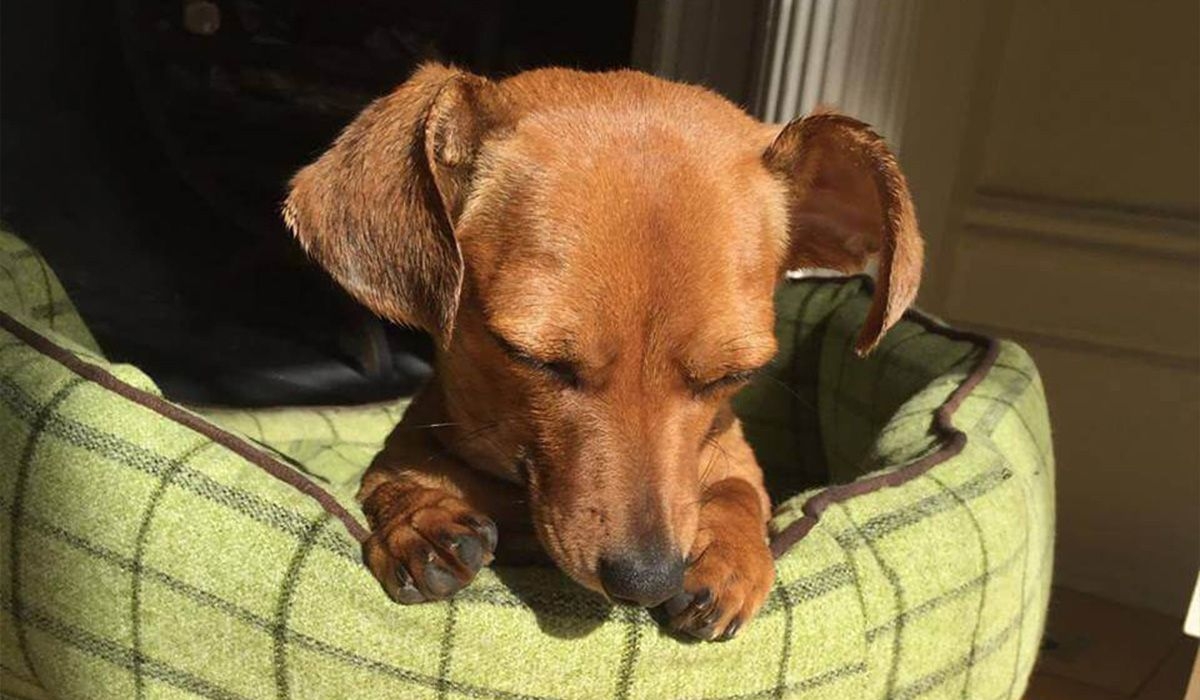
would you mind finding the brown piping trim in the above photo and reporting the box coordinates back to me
[767,275,1001,559]
[0,310,372,543]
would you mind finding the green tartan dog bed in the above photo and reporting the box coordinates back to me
[0,228,1054,700]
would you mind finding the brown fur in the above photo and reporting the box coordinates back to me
[284,64,923,641]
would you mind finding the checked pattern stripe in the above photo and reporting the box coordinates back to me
[0,229,1053,699]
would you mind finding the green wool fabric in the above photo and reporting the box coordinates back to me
[0,229,1054,699]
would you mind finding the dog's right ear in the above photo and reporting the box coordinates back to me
[764,112,924,356]
[284,63,507,346]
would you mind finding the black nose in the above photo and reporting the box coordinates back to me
[598,550,685,607]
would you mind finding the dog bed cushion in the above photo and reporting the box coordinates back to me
[0,228,1054,700]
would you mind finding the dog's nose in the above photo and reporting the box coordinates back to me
[598,551,685,607]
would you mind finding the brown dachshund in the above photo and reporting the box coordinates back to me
[284,64,922,641]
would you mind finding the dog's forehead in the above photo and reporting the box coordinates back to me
[463,102,786,266]
[461,137,784,351]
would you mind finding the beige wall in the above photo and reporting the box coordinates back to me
[903,0,1199,616]
[981,0,1199,214]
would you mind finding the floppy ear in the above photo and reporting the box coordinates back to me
[764,112,924,356]
[283,63,506,346]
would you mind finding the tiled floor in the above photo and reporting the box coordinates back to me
[1024,587,1198,699]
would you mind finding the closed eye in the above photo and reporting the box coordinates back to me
[695,367,763,398]
[489,329,583,389]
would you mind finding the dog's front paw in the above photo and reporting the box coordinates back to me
[361,482,498,604]
[655,532,775,641]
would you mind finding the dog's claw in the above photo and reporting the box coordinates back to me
[719,618,742,641]
[453,533,485,571]
[466,515,499,555]
[391,567,425,604]
[423,561,461,598]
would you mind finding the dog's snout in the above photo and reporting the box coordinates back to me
[598,549,685,607]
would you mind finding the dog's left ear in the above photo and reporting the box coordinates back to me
[284,63,508,346]
[764,112,924,355]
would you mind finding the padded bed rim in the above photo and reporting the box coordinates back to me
[0,307,372,543]
[767,276,1001,556]
[0,276,1000,562]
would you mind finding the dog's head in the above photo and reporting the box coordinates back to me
[285,64,922,603]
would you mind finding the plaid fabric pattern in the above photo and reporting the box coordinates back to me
[0,229,1053,699]
[0,232,100,357]
[195,403,410,507]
